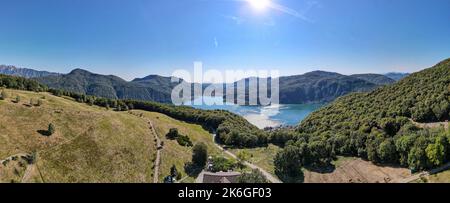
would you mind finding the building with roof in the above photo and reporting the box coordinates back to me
[195,171,241,183]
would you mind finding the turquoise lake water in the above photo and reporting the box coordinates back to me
[187,97,323,129]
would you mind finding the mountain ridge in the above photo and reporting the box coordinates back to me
[35,68,178,103]
[2,65,404,104]
[0,65,60,78]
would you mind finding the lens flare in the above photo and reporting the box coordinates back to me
[246,0,271,11]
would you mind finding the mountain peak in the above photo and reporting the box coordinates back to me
[69,68,92,74]
[302,70,342,78]
[0,65,59,78]
[132,74,182,82]
[0,65,18,70]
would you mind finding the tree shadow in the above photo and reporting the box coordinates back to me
[184,162,203,177]
[37,130,51,136]
[276,171,305,183]
[304,162,336,174]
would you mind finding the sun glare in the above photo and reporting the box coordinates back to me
[247,0,271,11]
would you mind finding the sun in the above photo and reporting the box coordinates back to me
[246,0,271,11]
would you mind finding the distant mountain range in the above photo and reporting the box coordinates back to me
[0,65,60,78]
[34,69,182,103]
[350,74,396,85]
[0,64,406,104]
[384,72,410,81]
[225,71,396,104]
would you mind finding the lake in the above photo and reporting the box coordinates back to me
[187,97,324,129]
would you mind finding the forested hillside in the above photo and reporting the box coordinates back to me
[273,58,450,182]
[350,74,396,85]
[384,72,410,81]
[225,71,381,105]
[3,65,393,105]
[35,69,179,103]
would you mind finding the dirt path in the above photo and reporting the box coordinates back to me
[129,112,162,183]
[21,164,35,183]
[393,162,450,183]
[409,119,449,130]
[148,120,162,183]
[212,134,282,183]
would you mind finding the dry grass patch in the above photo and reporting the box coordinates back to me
[133,110,229,183]
[0,89,156,183]
[304,157,411,183]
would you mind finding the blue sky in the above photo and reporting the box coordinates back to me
[0,0,449,80]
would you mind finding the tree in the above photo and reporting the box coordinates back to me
[274,145,304,183]
[237,150,250,169]
[426,135,448,166]
[377,138,397,163]
[177,135,193,147]
[192,143,208,167]
[14,95,21,103]
[0,90,7,100]
[308,140,332,165]
[48,123,55,136]
[395,135,416,166]
[210,156,235,172]
[170,164,179,179]
[408,145,430,171]
[238,169,268,183]
[166,128,179,140]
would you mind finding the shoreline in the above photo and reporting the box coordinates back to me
[243,113,281,129]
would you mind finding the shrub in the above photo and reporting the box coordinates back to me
[0,90,8,100]
[166,128,179,140]
[238,169,268,183]
[14,95,21,103]
[210,156,236,172]
[177,135,193,147]
[48,123,55,135]
[192,143,208,167]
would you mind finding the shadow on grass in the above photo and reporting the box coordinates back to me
[184,162,203,177]
[304,162,336,174]
[276,171,305,183]
[37,130,51,137]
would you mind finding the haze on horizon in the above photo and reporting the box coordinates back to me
[0,0,449,81]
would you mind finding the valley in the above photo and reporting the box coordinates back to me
[0,57,449,184]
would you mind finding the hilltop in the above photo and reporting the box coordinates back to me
[384,72,410,81]
[350,73,396,85]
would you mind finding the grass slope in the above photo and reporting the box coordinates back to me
[0,89,157,182]
[0,89,227,183]
[228,144,281,176]
[133,110,230,183]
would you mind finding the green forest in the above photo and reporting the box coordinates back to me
[273,58,450,182]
